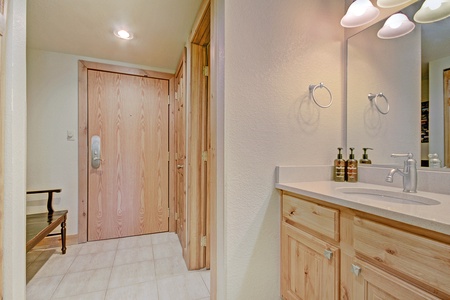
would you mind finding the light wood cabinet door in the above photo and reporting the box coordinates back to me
[281,223,339,300]
[350,258,440,300]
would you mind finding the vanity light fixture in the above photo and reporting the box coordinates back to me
[341,0,380,28]
[377,0,411,8]
[377,13,415,39]
[414,0,450,23]
[114,29,134,40]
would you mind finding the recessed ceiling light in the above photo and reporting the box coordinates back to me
[114,29,133,40]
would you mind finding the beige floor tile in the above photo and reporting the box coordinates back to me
[33,253,76,278]
[152,232,179,245]
[157,273,209,300]
[108,260,156,289]
[153,241,182,260]
[52,268,111,298]
[53,290,106,300]
[78,239,119,255]
[200,270,211,292]
[105,280,159,300]
[114,245,153,266]
[26,275,63,300]
[68,250,116,273]
[117,234,153,249]
[155,256,188,278]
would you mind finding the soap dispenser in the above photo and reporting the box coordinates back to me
[428,153,441,168]
[334,147,346,182]
[346,147,358,182]
[360,148,373,164]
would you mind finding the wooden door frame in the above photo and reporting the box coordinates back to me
[186,0,211,270]
[77,60,176,243]
[175,48,187,253]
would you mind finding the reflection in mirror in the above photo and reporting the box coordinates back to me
[347,2,450,168]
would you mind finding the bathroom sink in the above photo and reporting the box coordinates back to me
[336,187,440,206]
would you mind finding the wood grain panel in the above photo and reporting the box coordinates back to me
[352,258,440,300]
[283,194,339,242]
[175,50,187,254]
[281,222,339,300]
[87,70,169,240]
[354,216,450,296]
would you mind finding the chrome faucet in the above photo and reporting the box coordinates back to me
[385,153,417,193]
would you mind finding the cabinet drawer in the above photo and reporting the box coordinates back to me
[353,216,450,296]
[283,194,339,241]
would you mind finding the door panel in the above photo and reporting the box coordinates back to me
[175,51,187,252]
[87,70,169,241]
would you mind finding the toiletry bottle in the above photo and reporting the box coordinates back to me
[360,148,373,164]
[428,153,441,168]
[346,147,358,182]
[334,147,346,182]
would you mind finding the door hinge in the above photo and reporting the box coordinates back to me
[175,92,178,100]
[168,151,170,162]
[201,236,207,247]
[175,212,179,220]
[203,66,209,77]
[202,151,208,162]
[168,95,170,105]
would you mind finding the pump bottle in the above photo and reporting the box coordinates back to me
[346,147,358,182]
[360,148,373,164]
[334,147,346,182]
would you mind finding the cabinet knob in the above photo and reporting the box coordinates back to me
[324,249,333,260]
[351,264,361,276]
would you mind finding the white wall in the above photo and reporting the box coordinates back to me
[223,1,344,298]
[3,0,27,298]
[26,49,174,236]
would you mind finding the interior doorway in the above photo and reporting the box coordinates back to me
[78,61,175,243]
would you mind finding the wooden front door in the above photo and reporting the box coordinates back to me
[87,69,169,241]
[175,51,187,252]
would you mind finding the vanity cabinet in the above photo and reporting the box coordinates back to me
[280,191,450,300]
[281,194,340,300]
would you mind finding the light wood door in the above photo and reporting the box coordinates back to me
[445,69,450,167]
[281,223,339,300]
[175,50,187,252]
[351,258,440,300]
[87,70,169,241]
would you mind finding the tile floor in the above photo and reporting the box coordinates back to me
[26,232,210,300]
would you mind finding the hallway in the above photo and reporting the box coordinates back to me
[26,232,210,300]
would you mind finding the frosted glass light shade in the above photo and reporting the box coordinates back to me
[377,13,415,39]
[377,0,411,8]
[341,0,380,28]
[414,0,450,23]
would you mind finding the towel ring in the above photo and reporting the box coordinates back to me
[309,83,333,108]
[368,92,389,115]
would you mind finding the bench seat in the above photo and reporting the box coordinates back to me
[26,189,67,254]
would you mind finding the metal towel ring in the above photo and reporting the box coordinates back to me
[309,83,333,108]
[368,92,390,115]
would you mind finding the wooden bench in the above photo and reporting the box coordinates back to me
[26,189,68,254]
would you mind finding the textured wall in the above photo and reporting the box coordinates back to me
[224,0,344,298]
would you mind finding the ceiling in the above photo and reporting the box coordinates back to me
[27,0,203,72]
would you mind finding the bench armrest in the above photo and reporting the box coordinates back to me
[26,189,62,214]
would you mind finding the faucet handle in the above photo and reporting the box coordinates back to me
[391,153,414,159]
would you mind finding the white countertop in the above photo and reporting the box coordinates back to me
[276,181,450,236]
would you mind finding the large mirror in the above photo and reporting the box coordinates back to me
[347,1,450,168]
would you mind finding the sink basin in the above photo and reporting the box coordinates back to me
[336,187,440,206]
